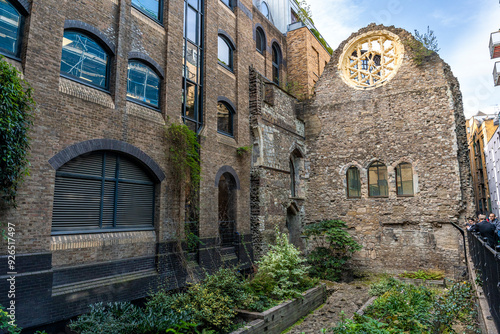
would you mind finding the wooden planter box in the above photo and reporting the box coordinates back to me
[230,284,327,334]
[396,277,446,287]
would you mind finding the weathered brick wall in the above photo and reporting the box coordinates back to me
[303,24,474,277]
[249,68,306,258]
[286,26,331,99]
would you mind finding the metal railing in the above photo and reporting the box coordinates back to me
[467,230,500,330]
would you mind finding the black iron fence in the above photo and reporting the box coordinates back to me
[467,230,500,330]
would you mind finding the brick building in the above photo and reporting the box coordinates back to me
[0,0,331,329]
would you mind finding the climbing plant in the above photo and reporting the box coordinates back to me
[0,56,35,206]
[164,123,200,189]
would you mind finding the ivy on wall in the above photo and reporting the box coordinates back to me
[0,57,35,206]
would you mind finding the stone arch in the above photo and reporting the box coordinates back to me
[64,20,116,55]
[48,139,165,182]
[214,165,240,189]
[218,29,236,50]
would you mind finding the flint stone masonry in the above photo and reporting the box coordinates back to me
[303,24,474,278]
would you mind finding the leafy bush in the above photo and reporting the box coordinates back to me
[399,269,444,280]
[0,304,21,334]
[368,277,403,297]
[365,284,435,333]
[331,314,392,334]
[403,26,440,66]
[303,220,362,281]
[0,56,35,206]
[431,282,480,333]
[249,229,317,300]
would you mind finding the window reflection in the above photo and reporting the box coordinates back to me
[0,0,22,57]
[127,61,160,108]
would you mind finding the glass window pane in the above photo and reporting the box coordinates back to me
[256,29,263,52]
[186,6,197,43]
[369,162,387,197]
[185,42,198,83]
[131,0,160,20]
[184,81,196,120]
[61,31,109,89]
[188,0,199,10]
[221,0,230,7]
[347,167,360,198]
[261,2,269,19]
[217,102,231,135]
[397,163,414,195]
[0,0,21,56]
[127,61,160,108]
[218,36,231,68]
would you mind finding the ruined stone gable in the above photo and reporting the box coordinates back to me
[303,24,474,277]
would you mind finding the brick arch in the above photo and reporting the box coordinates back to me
[9,0,30,15]
[128,51,165,78]
[48,139,165,182]
[214,165,240,189]
[217,96,237,113]
[64,20,116,55]
[218,29,236,50]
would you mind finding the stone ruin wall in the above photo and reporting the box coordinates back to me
[303,24,474,278]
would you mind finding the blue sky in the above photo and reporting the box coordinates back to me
[307,0,500,117]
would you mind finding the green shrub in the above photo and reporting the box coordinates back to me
[249,229,317,300]
[330,314,392,334]
[364,284,435,333]
[399,269,444,280]
[303,220,362,281]
[0,304,21,334]
[368,277,403,297]
[431,282,480,333]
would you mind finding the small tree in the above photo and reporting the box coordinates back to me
[404,26,440,66]
[304,219,362,281]
[0,56,35,206]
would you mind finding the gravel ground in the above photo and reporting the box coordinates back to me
[285,279,372,334]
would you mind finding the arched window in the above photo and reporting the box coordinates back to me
[51,151,156,233]
[218,35,233,70]
[368,161,388,197]
[396,162,414,196]
[290,158,296,197]
[347,166,361,198]
[272,43,281,85]
[256,27,265,54]
[219,172,237,247]
[0,0,24,58]
[132,0,163,21]
[61,30,110,90]
[127,60,161,109]
[217,101,234,136]
[260,1,270,20]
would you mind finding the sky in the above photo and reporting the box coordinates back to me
[306,0,500,118]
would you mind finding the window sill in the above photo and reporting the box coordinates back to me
[126,97,160,112]
[126,101,165,125]
[217,130,234,138]
[218,61,234,73]
[131,5,163,26]
[50,230,156,251]
[219,1,236,17]
[59,76,115,109]
[131,6,165,34]
[218,64,236,79]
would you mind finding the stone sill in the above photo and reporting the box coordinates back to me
[231,283,326,334]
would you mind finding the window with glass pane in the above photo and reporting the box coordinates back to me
[396,163,414,196]
[272,44,280,84]
[220,0,231,8]
[52,151,155,233]
[217,102,233,135]
[127,61,160,108]
[256,28,264,53]
[368,162,388,197]
[218,36,232,69]
[0,0,23,57]
[61,31,109,90]
[347,167,361,198]
[132,0,161,21]
[182,0,203,132]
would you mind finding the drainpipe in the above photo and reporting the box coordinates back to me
[450,222,469,275]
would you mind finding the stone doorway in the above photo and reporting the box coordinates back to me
[286,203,302,250]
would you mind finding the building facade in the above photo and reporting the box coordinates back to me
[466,113,498,215]
[0,0,332,329]
[485,119,500,217]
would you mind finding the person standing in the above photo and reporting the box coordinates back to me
[471,214,497,247]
